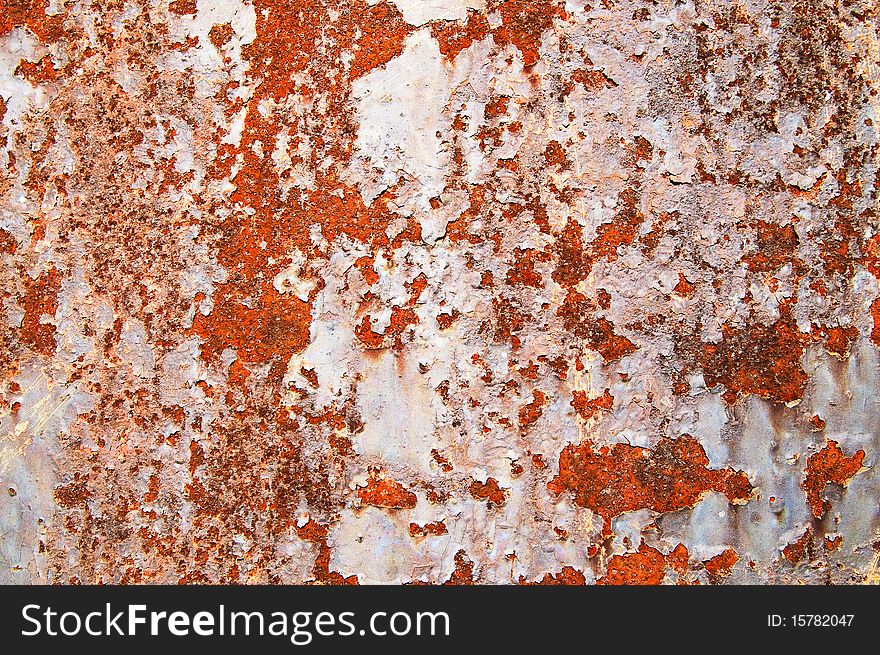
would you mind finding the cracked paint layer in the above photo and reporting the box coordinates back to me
[0,0,879,585]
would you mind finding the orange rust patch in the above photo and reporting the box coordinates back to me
[557,291,637,362]
[571,388,613,421]
[445,549,476,585]
[357,472,417,510]
[591,187,643,261]
[296,520,359,585]
[355,306,419,350]
[518,389,547,429]
[819,325,859,359]
[696,303,809,404]
[548,436,753,536]
[673,272,695,296]
[470,477,508,506]
[870,297,880,347]
[598,542,689,585]
[490,0,567,68]
[54,479,88,509]
[782,527,816,565]
[168,0,197,15]
[506,247,546,288]
[436,309,461,330]
[824,534,843,551]
[19,268,61,356]
[0,0,66,41]
[431,449,453,473]
[208,23,234,50]
[431,10,491,60]
[703,548,738,584]
[519,566,586,585]
[192,285,311,373]
[743,220,800,272]
[409,521,448,538]
[801,440,865,518]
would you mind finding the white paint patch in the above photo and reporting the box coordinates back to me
[330,506,417,584]
[351,29,452,219]
[376,0,486,26]
[353,352,437,474]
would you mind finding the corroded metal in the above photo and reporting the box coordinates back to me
[1,0,878,584]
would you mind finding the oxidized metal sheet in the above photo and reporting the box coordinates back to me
[1,0,878,585]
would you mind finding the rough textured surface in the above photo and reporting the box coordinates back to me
[1,0,879,585]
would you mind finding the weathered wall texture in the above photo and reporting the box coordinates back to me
[1,0,878,585]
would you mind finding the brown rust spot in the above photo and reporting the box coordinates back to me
[445,549,476,585]
[694,303,809,404]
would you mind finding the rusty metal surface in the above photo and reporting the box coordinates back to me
[1,0,878,585]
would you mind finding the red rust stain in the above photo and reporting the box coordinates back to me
[431,449,454,473]
[818,325,859,359]
[15,55,58,84]
[598,542,689,585]
[0,228,14,255]
[743,220,800,272]
[506,247,546,288]
[548,436,753,536]
[357,471,418,510]
[208,23,234,50]
[801,440,865,518]
[591,187,643,261]
[192,286,311,375]
[355,306,419,350]
[558,291,637,362]
[871,297,880,347]
[436,309,461,330]
[296,520,359,585]
[0,0,66,41]
[543,140,570,170]
[673,272,695,296]
[824,534,843,551]
[54,478,89,509]
[168,0,197,15]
